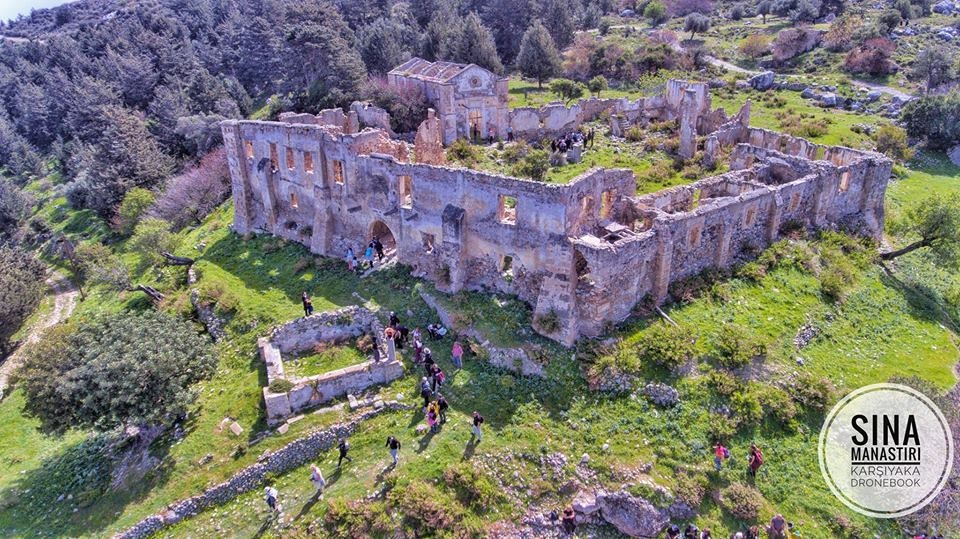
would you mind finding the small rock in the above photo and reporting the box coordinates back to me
[580,453,590,465]
[796,357,805,366]
[198,453,214,465]
[602,443,610,452]
[229,422,244,436]
[286,414,304,424]
[277,424,289,434]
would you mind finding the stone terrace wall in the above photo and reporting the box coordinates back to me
[113,405,410,539]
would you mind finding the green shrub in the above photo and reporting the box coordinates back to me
[674,469,709,506]
[783,371,835,410]
[759,386,797,424]
[626,125,644,142]
[535,308,562,334]
[706,369,740,396]
[501,140,531,164]
[714,324,766,368]
[720,483,764,521]
[513,149,550,180]
[447,138,481,165]
[392,481,474,534]
[731,387,764,427]
[268,379,295,393]
[875,125,914,162]
[706,413,737,441]
[324,499,395,537]
[636,322,695,370]
[443,462,506,509]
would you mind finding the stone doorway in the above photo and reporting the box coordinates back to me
[370,220,398,260]
[469,110,482,141]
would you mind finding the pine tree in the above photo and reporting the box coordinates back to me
[515,20,561,88]
[537,0,575,49]
[456,12,504,74]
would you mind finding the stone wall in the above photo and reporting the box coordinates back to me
[257,306,404,425]
[222,80,892,346]
[113,405,410,539]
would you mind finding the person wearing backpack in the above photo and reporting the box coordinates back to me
[714,442,729,471]
[747,443,764,477]
[264,486,280,514]
[470,411,484,443]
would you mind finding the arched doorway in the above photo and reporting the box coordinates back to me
[370,220,397,261]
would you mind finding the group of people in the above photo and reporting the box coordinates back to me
[713,442,764,478]
[667,524,714,538]
[345,236,386,273]
[550,128,595,154]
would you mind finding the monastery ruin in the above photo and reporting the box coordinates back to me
[221,64,891,346]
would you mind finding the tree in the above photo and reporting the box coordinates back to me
[893,0,914,19]
[116,187,155,236]
[878,9,902,34]
[129,217,179,268]
[913,46,954,94]
[644,1,669,25]
[482,0,533,65]
[457,12,505,74]
[902,92,960,149]
[75,242,131,292]
[758,0,772,22]
[843,38,897,77]
[536,0,576,49]
[730,3,747,20]
[882,195,960,265]
[0,245,46,354]
[587,75,609,97]
[549,79,585,104]
[149,148,231,231]
[515,20,562,89]
[359,16,416,75]
[684,13,711,39]
[14,310,215,434]
[0,178,31,242]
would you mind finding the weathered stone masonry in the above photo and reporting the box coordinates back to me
[222,80,890,346]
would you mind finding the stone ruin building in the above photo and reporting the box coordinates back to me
[221,78,891,346]
[387,57,510,144]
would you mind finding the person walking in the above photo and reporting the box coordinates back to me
[364,243,374,270]
[747,443,764,477]
[432,368,445,394]
[301,291,313,317]
[310,464,326,499]
[386,435,401,465]
[389,311,400,327]
[373,237,384,261]
[437,394,448,424]
[337,438,353,467]
[470,411,484,443]
[451,341,464,370]
[714,442,729,471]
[427,406,439,433]
[264,486,280,514]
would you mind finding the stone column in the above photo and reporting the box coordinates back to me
[221,121,253,233]
[679,89,699,160]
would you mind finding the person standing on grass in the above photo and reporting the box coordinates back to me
[451,341,464,370]
[264,486,280,514]
[337,438,352,467]
[747,443,764,478]
[714,442,729,471]
[301,291,311,317]
[470,411,484,443]
[427,406,439,433]
[437,394,449,424]
[432,368,445,394]
[310,464,326,499]
[386,435,401,465]
[420,377,432,410]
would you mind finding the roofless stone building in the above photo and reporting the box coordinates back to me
[221,75,891,346]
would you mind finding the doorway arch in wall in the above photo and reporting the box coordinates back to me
[369,220,398,261]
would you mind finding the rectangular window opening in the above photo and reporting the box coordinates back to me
[304,152,314,174]
[269,143,279,172]
[244,141,255,159]
[839,171,851,193]
[286,148,295,171]
[399,175,413,209]
[333,160,344,185]
[498,195,517,225]
[600,190,614,219]
[290,192,299,209]
[745,207,757,227]
[421,232,435,253]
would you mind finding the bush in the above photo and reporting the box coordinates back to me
[714,325,766,368]
[324,499,395,537]
[706,369,741,396]
[149,149,231,231]
[446,138,481,166]
[392,481,473,534]
[513,149,550,180]
[0,245,46,354]
[739,35,771,59]
[720,483,764,520]
[759,386,797,424]
[783,371,834,410]
[636,321,695,370]
[116,187,155,236]
[644,1,669,24]
[730,3,747,20]
[626,125,644,142]
[730,387,764,426]
[902,91,960,149]
[443,462,505,509]
[844,38,897,76]
[502,140,531,164]
[268,379,295,393]
[823,16,859,52]
[706,413,738,441]
[128,217,179,268]
[772,27,822,61]
[873,124,913,162]
[683,13,711,38]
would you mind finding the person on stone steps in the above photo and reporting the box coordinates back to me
[373,237,384,261]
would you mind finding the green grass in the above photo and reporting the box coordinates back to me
[284,343,369,379]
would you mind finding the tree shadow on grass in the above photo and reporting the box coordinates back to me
[878,262,958,331]
[0,428,177,538]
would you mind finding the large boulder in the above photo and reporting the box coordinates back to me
[597,490,669,538]
[819,92,838,107]
[748,71,775,91]
[947,144,960,167]
[934,0,956,14]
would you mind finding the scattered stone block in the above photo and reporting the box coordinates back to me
[277,424,289,435]
[229,422,243,436]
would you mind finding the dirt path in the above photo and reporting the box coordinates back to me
[0,271,79,398]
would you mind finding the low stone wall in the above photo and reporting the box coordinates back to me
[258,306,404,425]
[113,404,409,539]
